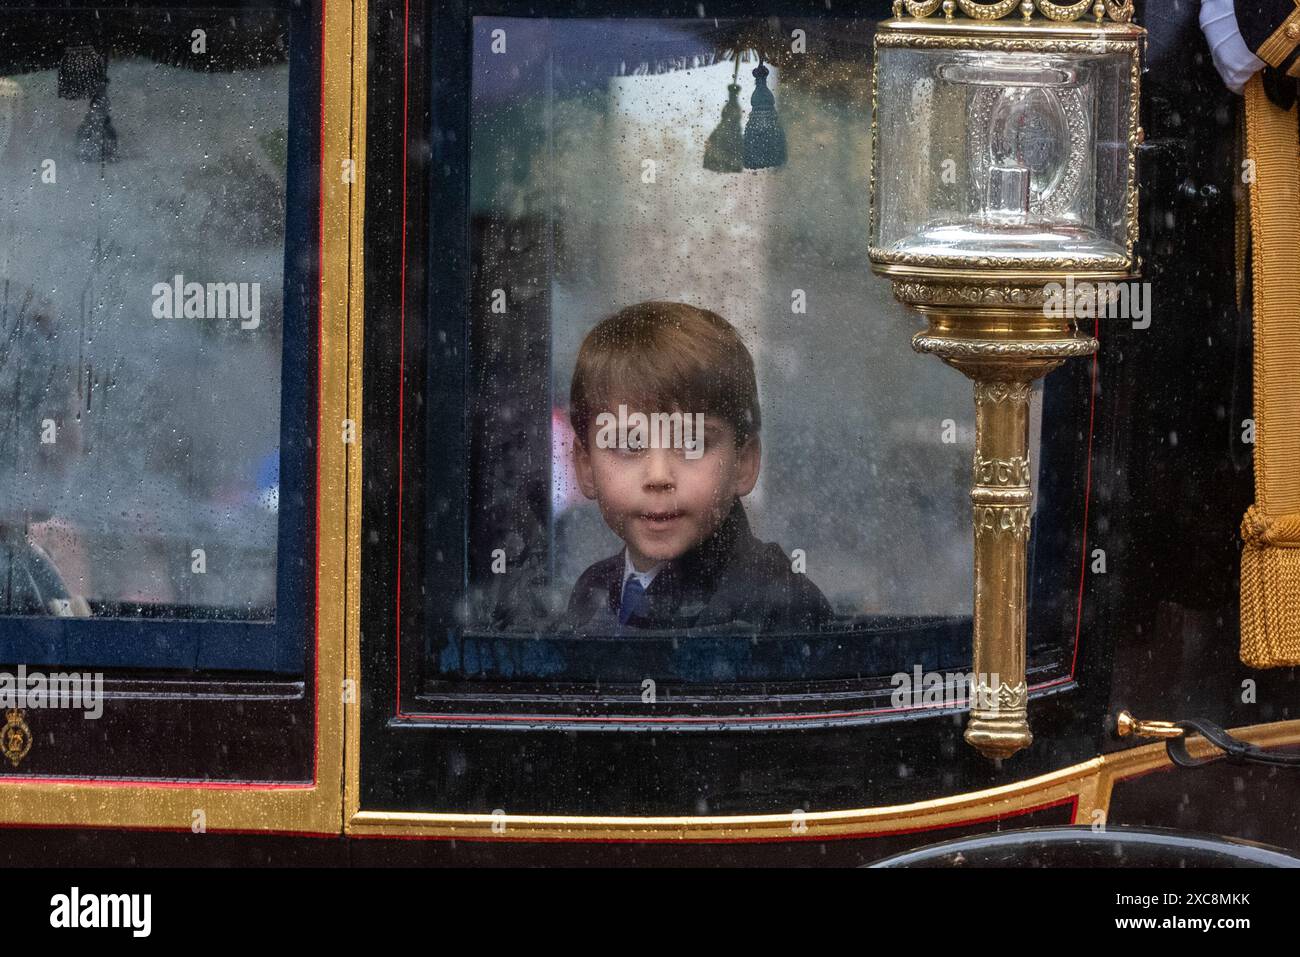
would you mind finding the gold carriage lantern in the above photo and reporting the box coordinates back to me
[868,0,1144,759]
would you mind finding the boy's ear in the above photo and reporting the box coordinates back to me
[573,436,598,500]
[733,433,761,497]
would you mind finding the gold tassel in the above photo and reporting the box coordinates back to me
[1239,73,1300,668]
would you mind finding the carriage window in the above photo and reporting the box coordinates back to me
[402,12,1089,707]
[0,4,316,672]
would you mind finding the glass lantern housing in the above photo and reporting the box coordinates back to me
[870,20,1142,273]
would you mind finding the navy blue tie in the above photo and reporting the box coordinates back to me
[619,577,648,625]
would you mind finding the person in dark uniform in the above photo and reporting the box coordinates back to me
[564,301,832,632]
[1202,0,1300,103]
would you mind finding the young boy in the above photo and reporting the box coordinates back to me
[565,301,832,631]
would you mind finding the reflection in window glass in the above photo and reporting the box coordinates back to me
[0,12,290,621]
[448,17,1050,677]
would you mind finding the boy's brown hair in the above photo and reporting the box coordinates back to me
[569,301,760,448]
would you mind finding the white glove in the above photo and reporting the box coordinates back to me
[1200,0,1267,94]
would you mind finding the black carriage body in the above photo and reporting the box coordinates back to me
[0,0,1295,867]
[349,0,1300,854]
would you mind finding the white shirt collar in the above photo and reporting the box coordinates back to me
[622,549,664,590]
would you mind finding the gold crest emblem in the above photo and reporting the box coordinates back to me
[2,709,32,767]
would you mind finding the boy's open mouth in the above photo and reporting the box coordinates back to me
[640,510,684,525]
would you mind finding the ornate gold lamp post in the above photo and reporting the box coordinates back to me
[868,1,1143,759]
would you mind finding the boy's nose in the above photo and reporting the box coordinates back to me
[641,447,676,488]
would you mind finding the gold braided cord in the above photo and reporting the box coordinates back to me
[1235,106,1249,312]
[1244,79,1300,517]
[1240,74,1300,668]
[1242,506,1300,549]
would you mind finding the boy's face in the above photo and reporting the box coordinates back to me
[574,412,760,571]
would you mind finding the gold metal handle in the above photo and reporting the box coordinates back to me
[1116,710,1184,740]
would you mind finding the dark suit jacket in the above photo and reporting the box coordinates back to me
[564,499,833,632]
